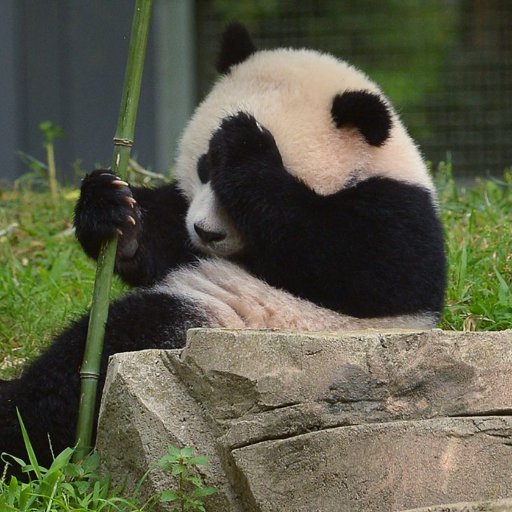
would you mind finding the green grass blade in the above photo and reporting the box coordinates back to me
[15,409,42,480]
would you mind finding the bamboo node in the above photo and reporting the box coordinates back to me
[113,137,134,148]
[79,371,100,380]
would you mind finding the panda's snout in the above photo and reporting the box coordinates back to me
[194,223,227,244]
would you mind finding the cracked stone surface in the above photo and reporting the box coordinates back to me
[96,328,512,511]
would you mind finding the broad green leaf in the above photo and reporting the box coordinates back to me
[192,486,217,498]
[159,490,179,502]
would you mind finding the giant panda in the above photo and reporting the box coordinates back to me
[0,23,445,472]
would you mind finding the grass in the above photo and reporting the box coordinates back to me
[0,183,126,380]
[1,167,512,379]
[436,165,512,330]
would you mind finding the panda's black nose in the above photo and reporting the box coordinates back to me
[194,224,226,243]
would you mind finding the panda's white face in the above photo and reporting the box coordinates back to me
[185,184,245,256]
[176,46,436,255]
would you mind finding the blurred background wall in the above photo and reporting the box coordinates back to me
[0,0,510,183]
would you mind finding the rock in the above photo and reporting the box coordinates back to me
[400,497,512,511]
[231,417,512,512]
[97,349,241,511]
[96,329,512,511]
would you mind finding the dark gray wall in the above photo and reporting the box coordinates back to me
[3,0,159,183]
[153,0,195,172]
[0,0,20,182]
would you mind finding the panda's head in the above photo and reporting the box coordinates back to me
[175,23,433,257]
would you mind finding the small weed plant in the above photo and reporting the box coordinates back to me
[157,446,217,512]
[0,413,216,511]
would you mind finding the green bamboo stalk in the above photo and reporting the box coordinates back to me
[74,0,153,462]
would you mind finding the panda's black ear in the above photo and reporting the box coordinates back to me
[331,91,392,146]
[216,22,257,74]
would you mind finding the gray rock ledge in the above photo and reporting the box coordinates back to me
[96,328,512,512]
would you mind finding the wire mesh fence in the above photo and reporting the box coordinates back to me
[196,0,512,177]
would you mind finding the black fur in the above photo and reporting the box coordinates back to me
[331,90,392,146]
[197,153,210,184]
[216,22,256,74]
[75,170,198,286]
[208,112,446,317]
[0,291,208,475]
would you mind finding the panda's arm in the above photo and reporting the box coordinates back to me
[74,171,198,286]
[245,178,445,319]
[209,113,446,319]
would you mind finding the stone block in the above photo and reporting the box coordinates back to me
[231,417,512,512]
[96,329,512,511]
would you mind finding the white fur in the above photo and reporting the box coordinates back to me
[185,184,244,255]
[175,48,434,200]
[155,260,435,331]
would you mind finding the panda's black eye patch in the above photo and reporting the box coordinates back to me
[197,153,210,184]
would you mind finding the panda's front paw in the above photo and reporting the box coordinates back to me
[208,112,282,180]
[74,170,141,259]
